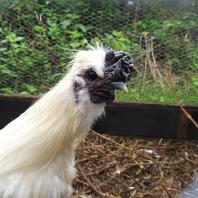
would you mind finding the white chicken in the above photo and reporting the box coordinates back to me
[0,45,133,198]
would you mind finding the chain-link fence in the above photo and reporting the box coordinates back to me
[0,2,198,197]
[0,0,197,103]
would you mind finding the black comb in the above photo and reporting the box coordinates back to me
[105,50,134,82]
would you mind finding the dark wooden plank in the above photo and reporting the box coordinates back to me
[0,94,197,139]
[93,103,198,139]
[0,94,36,129]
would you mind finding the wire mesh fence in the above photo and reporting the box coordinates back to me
[0,1,198,197]
[0,0,197,103]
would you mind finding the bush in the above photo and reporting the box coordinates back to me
[0,0,197,104]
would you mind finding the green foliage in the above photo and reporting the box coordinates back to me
[0,0,197,104]
[116,75,198,104]
[0,3,91,93]
[91,31,140,56]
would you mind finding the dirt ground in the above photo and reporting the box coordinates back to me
[73,131,198,198]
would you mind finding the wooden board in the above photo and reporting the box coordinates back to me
[0,94,197,139]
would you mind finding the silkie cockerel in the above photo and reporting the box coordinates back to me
[0,46,134,198]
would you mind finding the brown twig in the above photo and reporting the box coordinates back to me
[166,71,198,129]
[162,184,174,198]
[77,164,105,197]
[91,130,155,162]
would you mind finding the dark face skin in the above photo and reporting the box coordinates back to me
[74,50,134,104]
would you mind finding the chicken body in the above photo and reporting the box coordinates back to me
[0,46,133,198]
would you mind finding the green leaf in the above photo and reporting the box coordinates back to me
[70,42,81,48]
[0,87,13,94]
[0,65,17,77]
[61,20,71,29]
[191,76,198,86]
[33,25,45,33]
[0,47,7,52]
[76,24,87,33]
[21,84,38,94]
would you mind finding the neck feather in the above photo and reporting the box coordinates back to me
[0,74,103,175]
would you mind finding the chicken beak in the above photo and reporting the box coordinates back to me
[111,82,128,92]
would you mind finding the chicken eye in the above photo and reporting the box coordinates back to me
[86,68,98,81]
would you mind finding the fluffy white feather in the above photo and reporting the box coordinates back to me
[0,46,107,198]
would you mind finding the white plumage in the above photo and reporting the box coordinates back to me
[0,45,133,198]
[0,46,107,198]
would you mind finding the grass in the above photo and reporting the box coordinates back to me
[116,75,198,105]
